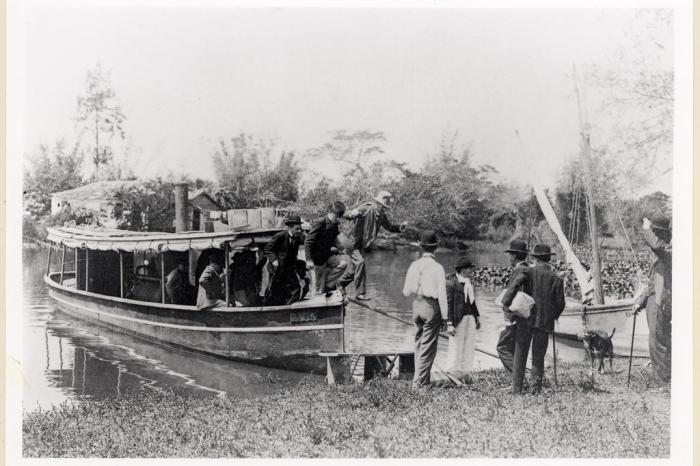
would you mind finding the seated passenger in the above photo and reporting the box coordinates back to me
[196,256,228,310]
[165,261,189,305]
[230,249,261,307]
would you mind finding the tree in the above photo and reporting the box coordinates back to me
[75,63,126,180]
[23,139,84,217]
[112,179,176,232]
[306,130,386,177]
[587,10,673,188]
[211,133,301,209]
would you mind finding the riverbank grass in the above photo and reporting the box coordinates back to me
[23,362,669,458]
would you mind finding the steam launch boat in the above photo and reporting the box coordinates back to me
[43,204,345,374]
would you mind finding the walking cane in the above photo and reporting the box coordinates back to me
[627,308,638,387]
[552,324,558,388]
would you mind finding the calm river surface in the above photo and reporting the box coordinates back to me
[22,246,648,409]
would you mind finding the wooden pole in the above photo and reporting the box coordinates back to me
[59,245,66,285]
[46,245,52,276]
[573,64,604,305]
[224,243,230,306]
[74,248,78,285]
[119,252,124,298]
[160,253,166,304]
[85,249,89,292]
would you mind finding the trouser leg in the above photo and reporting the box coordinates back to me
[323,254,353,291]
[512,319,532,394]
[497,324,516,375]
[412,297,441,386]
[313,265,327,294]
[530,328,550,391]
[350,248,366,295]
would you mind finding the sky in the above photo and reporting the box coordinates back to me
[22,4,674,194]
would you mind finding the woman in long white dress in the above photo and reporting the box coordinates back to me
[445,256,481,382]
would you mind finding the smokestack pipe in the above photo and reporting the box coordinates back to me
[174,183,188,233]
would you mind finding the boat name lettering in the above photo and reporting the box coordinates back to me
[290,311,317,324]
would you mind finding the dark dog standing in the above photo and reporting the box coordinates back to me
[580,328,615,373]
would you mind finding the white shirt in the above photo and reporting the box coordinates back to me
[402,253,448,319]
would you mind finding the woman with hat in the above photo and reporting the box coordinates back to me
[632,214,672,383]
[445,255,481,382]
[402,230,448,387]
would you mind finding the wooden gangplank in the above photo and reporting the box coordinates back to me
[318,352,414,385]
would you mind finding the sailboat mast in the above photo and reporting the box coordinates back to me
[573,65,605,305]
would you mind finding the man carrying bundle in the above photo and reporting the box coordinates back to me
[497,239,530,375]
[402,230,448,388]
[345,190,407,301]
[304,201,354,295]
[632,214,672,383]
[502,244,565,394]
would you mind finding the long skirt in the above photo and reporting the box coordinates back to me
[646,293,672,383]
[446,315,477,374]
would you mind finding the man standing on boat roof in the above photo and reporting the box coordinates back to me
[263,214,307,305]
[196,255,227,310]
[502,244,565,394]
[497,239,530,375]
[345,190,408,301]
[632,214,672,383]
[304,201,354,295]
[402,230,448,388]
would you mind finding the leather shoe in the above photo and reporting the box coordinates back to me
[355,294,371,301]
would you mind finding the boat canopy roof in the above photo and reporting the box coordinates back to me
[46,226,282,252]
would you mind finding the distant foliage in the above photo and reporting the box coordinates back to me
[112,179,175,232]
[23,140,84,217]
[306,130,386,177]
[211,133,301,209]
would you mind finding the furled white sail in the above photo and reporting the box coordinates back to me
[531,182,596,303]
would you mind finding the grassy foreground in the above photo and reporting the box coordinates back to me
[23,363,669,458]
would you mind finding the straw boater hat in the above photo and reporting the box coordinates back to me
[454,256,475,270]
[531,244,556,257]
[505,239,529,255]
[419,230,439,247]
[374,190,393,208]
[285,214,302,226]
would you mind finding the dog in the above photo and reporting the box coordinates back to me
[577,328,615,373]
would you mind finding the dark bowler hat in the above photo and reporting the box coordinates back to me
[650,214,671,231]
[455,256,475,270]
[531,244,556,257]
[505,239,529,254]
[285,214,302,226]
[419,230,439,247]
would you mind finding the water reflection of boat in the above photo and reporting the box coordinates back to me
[45,309,316,399]
[44,223,345,374]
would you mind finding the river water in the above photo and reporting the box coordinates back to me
[21,246,648,409]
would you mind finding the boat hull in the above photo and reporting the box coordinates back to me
[45,275,344,374]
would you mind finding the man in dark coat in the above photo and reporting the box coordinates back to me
[345,190,407,301]
[496,239,530,375]
[502,244,566,394]
[263,214,306,305]
[632,214,672,383]
[304,201,354,294]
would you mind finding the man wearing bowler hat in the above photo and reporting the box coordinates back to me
[632,214,672,383]
[402,230,448,387]
[497,239,531,375]
[345,190,408,301]
[502,243,565,394]
[263,214,307,305]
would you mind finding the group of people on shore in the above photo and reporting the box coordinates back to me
[403,213,672,392]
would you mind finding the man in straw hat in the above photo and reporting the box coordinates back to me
[263,214,307,305]
[402,230,448,387]
[632,214,672,383]
[502,243,565,394]
[345,190,408,301]
[496,239,530,375]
